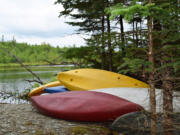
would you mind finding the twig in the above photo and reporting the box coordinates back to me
[24,79,43,84]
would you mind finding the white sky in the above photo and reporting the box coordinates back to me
[0,0,86,47]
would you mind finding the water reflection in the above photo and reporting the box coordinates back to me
[0,65,72,92]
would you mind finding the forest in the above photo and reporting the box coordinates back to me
[54,1,180,134]
[54,0,180,87]
[0,40,106,68]
[0,41,67,65]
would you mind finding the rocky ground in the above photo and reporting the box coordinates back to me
[1,103,180,135]
[0,103,118,135]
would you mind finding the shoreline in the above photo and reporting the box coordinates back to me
[0,63,75,67]
[0,103,115,135]
[1,103,180,135]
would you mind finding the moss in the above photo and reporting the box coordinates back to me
[68,125,118,135]
[33,130,56,135]
[71,126,89,135]
[24,121,33,126]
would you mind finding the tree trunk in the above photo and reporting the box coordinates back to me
[119,15,125,57]
[161,33,174,135]
[133,18,135,42]
[106,15,113,71]
[148,0,156,134]
[162,70,174,135]
[101,16,106,69]
[139,21,142,47]
[152,1,174,134]
[1,35,4,42]
[135,21,139,47]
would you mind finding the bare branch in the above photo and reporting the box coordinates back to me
[24,79,43,84]
[0,43,43,84]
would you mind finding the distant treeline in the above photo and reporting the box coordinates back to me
[0,41,68,65]
[0,39,179,82]
[0,41,103,68]
[0,40,147,71]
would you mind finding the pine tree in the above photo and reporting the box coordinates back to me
[107,0,180,134]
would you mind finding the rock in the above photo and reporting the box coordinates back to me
[111,111,151,135]
[111,111,180,135]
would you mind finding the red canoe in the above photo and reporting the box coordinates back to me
[31,91,143,122]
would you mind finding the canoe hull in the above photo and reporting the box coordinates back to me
[31,91,143,122]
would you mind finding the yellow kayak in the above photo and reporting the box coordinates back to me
[28,81,62,97]
[57,68,149,91]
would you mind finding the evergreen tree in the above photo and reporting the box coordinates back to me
[108,0,180,134]
[55,0,123,71]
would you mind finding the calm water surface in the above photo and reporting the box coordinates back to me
[0,65,73,92]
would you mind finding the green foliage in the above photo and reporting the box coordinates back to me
[0,41,65,65]
[108,3,155,21]
[63,46,90,59]
[33,83,40,88]
[173,60,180,73]
[55,0,106,33]
[0,40,106,69]
[118,58,151,74]
[62,45,101,68]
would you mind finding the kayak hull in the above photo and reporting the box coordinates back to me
[57,68,149,91]
[31,91,143,122]
[44,86,69,93]
[91,88,180,112]
[28,81,62,97]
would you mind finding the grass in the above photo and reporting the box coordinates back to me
[0,62,50,67]
[0,62,74,72]
[67,125,119,135]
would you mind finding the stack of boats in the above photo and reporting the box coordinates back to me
[29,68,151,122]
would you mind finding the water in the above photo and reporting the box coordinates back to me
[0,65,74,92]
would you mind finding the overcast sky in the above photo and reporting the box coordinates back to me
[0,0,85,47]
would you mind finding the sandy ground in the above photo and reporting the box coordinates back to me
[0,103,116,135]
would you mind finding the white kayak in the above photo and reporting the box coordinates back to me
[91,88,180,112]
